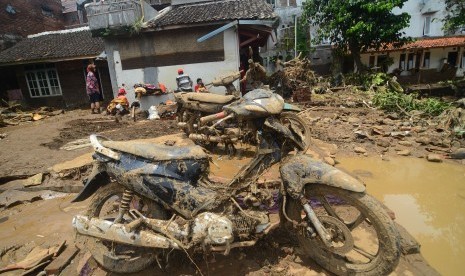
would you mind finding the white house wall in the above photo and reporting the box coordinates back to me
[107,28,239,109]
[392,0,447,38]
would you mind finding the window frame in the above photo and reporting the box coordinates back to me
[424,16,432,36]
[423,52,431,68]
[24,64,62,98]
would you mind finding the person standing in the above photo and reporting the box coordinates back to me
[86,64,101,114]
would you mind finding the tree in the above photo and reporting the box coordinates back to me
[303,0,411,72]
[443,0,465,34]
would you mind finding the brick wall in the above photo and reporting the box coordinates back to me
[0,0,65,37]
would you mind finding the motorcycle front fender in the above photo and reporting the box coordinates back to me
[280,155,365,199]
[71,163,109,203]
[283,103,301,112]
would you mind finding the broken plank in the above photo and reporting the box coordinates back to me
[44,245,79,276]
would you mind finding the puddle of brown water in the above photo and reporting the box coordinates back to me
[337,157,465,276]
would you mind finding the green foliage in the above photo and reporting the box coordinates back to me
[443,0,465,33]
[373,91,451,116]
[302,0,411,71]
[296,17,311,56]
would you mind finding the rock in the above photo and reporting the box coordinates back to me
[382,118,395,125]
[390,131,411,138]
[354,130,369,139]
[450,148,465,159]
[324,156,335,166]
[354,147,367,154]
[22,173,43,187]
[397,149,411,156]
[0,133,7,139]
[426,154,443,162]
[348,117,360,124]
[387,113,399,120]
[398,141,413,147]
[400,126,412,131]
[415,137,431,145]
[372,126,384,135]
[322,117,332,123]
[376,139,391,148]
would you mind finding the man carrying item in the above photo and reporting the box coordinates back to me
[241,59,267,90]
[176,68,193,92]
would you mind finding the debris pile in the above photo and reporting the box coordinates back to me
[0,104,64,127]
[268,54,319,101]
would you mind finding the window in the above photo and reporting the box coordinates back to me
[424,16,432,36]
[407,53,415,70]
[266,0,276,7]
[423,52,430,68]
[24,64,62,97]
[461,52,465,68]
[369,56,375,68]
[399,53,406,70]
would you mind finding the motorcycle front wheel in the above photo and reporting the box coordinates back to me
[284,184,400,275]
[77,183,167,273]
[279,112,311,152]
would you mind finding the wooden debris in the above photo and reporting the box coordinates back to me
[0,104,65,128]
[44,245,79,276]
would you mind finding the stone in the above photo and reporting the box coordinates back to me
[390,131,411,138]
[354,147,367,154]
[415,137,431,145]
[354,130,369,139]
[322,117,332,123]
[22,173,43,187]
[387,113,399,120]
[398,141,413,147]
[348,117,361,124]
[397,149,411,156]
[400,126,412,131]
[426,154,443,162]
[323,156,335,166]
[382,118,395,125]
[450,148,465,159]
[376,139,391,148]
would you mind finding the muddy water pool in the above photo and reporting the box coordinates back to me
[337,157,465,276]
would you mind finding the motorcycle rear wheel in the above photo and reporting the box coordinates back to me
[78,183,167,273]
[284,185,400,275]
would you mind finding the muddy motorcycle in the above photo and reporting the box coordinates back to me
[71,89,400,275]
[175,76,307,153]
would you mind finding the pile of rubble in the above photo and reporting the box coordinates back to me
[268,54,321,102]
[0,104,64,127]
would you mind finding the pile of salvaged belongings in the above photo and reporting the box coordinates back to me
[0,104,64,127]
[133,83,168,98]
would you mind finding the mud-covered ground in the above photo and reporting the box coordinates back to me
[1,90,459,275]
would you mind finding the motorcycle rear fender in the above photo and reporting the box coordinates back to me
[283,103,301,112]
[280,155,365,199]
[71,163,109,203]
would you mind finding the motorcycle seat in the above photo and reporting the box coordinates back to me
[186,93,235,104]
[101,140,207,161]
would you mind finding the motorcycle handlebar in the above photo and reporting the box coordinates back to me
[199,111,227,125]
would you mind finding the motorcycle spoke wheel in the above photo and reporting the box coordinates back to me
[285,185,400,275]
[79,183,167,273]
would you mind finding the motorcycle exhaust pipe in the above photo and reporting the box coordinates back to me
[72,215,180,249]
[200,111,227,125]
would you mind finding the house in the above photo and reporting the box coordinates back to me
[85,0,277,108]
[360,0,465,83]
[0,0,66,51]
[261,0,332,75]
[0,27,113,108]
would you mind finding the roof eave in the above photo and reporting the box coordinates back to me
[0,54,101,67]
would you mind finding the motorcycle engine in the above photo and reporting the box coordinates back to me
[192,213,233,245]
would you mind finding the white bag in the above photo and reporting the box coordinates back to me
[148,105,160,120]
